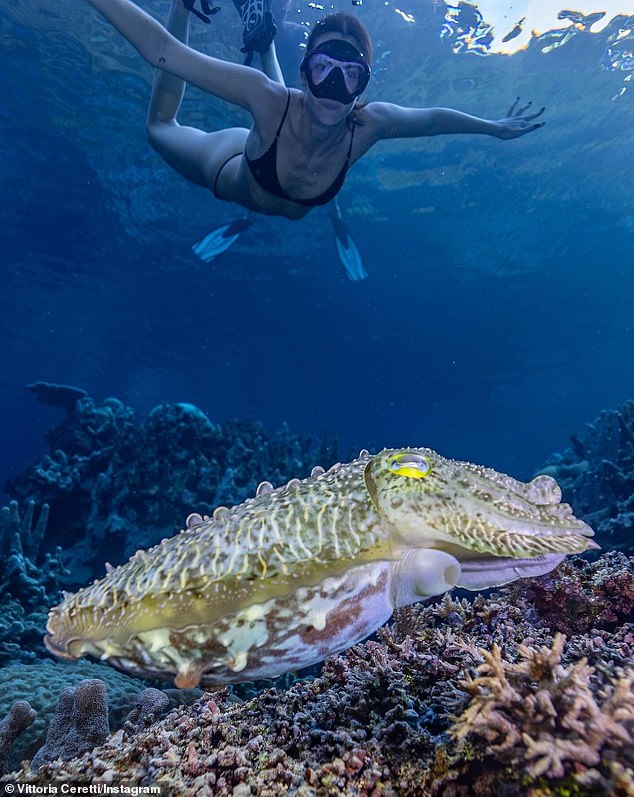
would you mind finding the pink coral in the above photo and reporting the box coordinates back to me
[505,551,634,635]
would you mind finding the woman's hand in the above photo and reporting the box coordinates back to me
[494,98,545,139]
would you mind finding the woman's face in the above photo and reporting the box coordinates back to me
[301,33,370,121]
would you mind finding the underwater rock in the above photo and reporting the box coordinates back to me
[539,399,634,553]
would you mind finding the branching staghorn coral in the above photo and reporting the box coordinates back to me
[451,633,634,781]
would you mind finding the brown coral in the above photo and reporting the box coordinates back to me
[451,633,634,783]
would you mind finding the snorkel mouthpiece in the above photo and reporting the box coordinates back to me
[302,38,371,106]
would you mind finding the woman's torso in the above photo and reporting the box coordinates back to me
[215,88,375,219]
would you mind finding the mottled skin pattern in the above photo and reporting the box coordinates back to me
[44,448,597,688]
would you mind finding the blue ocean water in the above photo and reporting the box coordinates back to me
[2,0,634,495]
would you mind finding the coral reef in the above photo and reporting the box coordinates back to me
[3,553,633,796]
[0,597,49,666]
[5,392,334,586]
[540,399,634,553]
[1,390,340,678]
[503,549,634,635]
[4,396,634,794]
[121,688,170,735]
[0,500,68,665]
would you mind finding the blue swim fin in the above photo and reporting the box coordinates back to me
[192,217,252,263]
[331,200,368,281]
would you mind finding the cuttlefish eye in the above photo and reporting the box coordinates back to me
[388,452,432,479]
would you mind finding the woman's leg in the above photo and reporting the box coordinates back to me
[146,0,191,127]
[146,0,247,189]
[260,41,284,85]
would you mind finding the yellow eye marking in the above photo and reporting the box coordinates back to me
[389,452,432,479]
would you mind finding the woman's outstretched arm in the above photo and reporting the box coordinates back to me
[84,0,273,110]
[365,97,545,142]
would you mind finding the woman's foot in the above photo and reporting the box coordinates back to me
[233,0,277,61]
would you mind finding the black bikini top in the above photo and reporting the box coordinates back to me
[245,91,356,208]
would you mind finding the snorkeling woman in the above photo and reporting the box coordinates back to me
[81,0,545,278]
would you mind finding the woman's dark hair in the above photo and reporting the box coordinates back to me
[306,12,373,64]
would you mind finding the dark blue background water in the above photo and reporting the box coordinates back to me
[2,1,633,494]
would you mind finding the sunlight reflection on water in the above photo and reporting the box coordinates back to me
[432,1,634,97]
[439,1,634,54]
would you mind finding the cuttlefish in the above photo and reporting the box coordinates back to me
[44,448,596,688]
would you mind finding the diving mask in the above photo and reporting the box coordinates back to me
[301,39,371,105]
